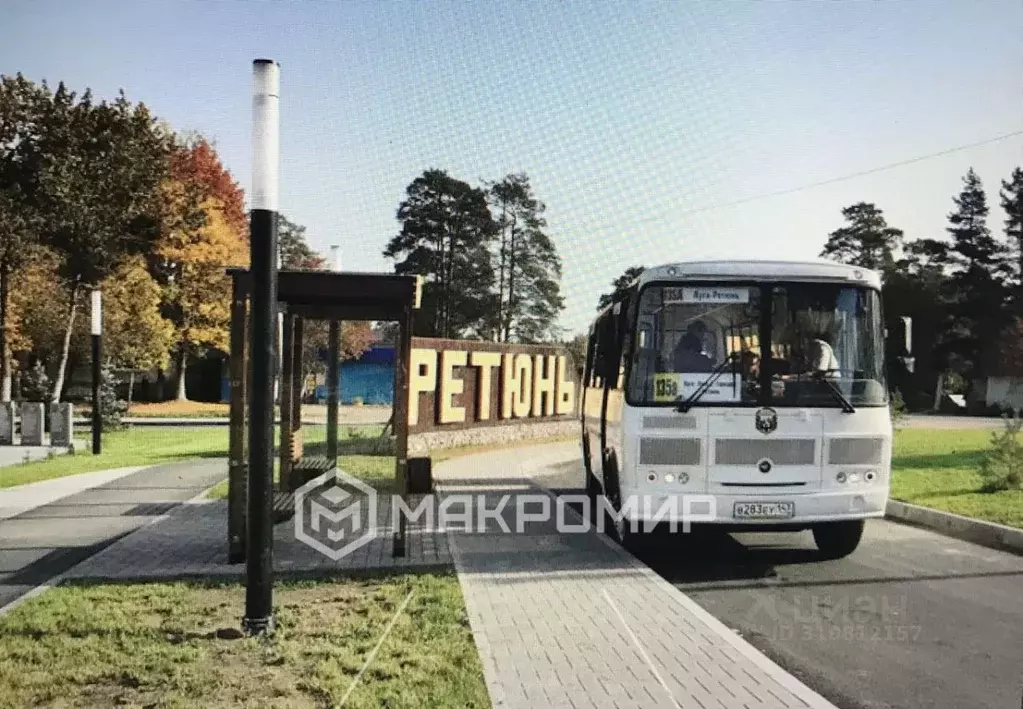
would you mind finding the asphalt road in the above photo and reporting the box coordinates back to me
[0,459,227,610]
[535,460,1023,709]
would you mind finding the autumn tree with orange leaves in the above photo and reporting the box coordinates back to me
[149,135,248,400]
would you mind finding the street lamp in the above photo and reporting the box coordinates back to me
[244,57,280,638]
[90,289,102,454]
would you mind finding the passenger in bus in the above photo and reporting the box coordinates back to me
[671,333,714,373]
[807,334,839,377]
[740,350,759,378]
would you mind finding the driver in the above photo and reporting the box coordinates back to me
[672,333,714,373]
[685,321,713,357]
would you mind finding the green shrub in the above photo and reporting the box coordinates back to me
[98,364,128,431]
[978,414,1023,492]
[890,389,908,428]
[20,361,51,403]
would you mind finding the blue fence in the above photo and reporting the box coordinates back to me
[223,345,396,405]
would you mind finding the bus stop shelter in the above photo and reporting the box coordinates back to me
[224,267,421,563]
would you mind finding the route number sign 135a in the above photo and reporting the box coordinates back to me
[654,374,679,401]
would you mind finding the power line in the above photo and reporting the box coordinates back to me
[640,129,1023,224]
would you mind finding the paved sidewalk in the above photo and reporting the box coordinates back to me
[436,443,839,709]
[0,459,229,611]
[0,439,85,469]
[0,466,145,520]
[58,494,450,584]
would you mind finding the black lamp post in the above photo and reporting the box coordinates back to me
[243,58,281,637]
[91,289,102,455]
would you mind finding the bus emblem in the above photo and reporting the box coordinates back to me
[755,407,778,434]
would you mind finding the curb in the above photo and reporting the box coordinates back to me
[885,500,1023,555]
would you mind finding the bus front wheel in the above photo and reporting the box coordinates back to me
[812,520,865,559]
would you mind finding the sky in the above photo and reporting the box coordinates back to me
[3,0,1022,336]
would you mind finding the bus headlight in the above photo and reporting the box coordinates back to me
[836,472,847,484]
[864,471,877,482]
[678,472,689,485]
[664,473,675,483]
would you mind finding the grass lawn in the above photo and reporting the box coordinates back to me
[0,425,346,490]
[0,426,231,489]
[892,428,1023,529]
[0,573,490,709]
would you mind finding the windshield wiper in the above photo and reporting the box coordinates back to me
[676,353,739,413]
[814,374,856,414]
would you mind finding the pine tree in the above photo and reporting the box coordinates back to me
[384,169,497,338]
[488,173,564,343]
[597,266,646,310]
[999,166,1023,289]
[278,214,325,269]
[944,168,1012,386]
[820,202,904,272]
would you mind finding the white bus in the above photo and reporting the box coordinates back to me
[581,259,903,559]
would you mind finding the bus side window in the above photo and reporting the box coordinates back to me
[595,312,620,389]
[583,332,596,389]
[616,290,635,391]
[590,322,603,389]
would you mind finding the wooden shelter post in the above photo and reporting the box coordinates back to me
[290,315,304,488]
[326,320,341,461]
[278,312,296,492]
[228,276,248,564]
[391,305,414,557]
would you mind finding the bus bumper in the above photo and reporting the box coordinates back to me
[610,487,889,527]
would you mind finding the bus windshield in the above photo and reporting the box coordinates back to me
[627,282,887,408]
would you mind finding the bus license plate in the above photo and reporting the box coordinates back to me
[733,501,795,519]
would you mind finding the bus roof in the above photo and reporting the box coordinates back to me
[636,259,883,290]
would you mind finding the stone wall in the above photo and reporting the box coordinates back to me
[408,419,578,456]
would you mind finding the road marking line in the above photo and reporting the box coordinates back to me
[602,588,682,709]
[338,590,415,707]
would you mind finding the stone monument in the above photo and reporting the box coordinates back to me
[50,402,73,447]
[0,402,13,445]
[20,402,44,446]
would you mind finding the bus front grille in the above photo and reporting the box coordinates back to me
[639,437,702,465]
[828,437,885,465]
[714,439,816,466]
